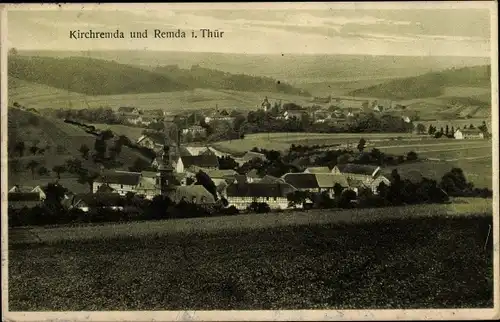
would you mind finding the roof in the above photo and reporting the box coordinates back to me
[8,192,41,202]
[96,171,141,186]
[304,167,331,174]
[458,128,484,134]
[242,151,267,162]
[118,106,138,113]
[95,184,115,193]
[281,173,319,189]
[185,146,209,156]
[347,178,368,189]
[315,174,349,188]
[259,175,283,183]
[167,185,215,204]
[180,155,219,169]
[203,168,238,178]
[73,193,125,208]
[335,163,380,176]
[141,171,158,178]
[247,169,261,178]
[226,182,296,198]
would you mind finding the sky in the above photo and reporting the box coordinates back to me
[5,3,495,57]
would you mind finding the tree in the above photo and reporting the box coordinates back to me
[9,47,18,56]
[195,170,218,201]
[416,123,426,134]
[469,124,475,129]
[37,166,50,177]
[26,160,40,179]
[287,190,309,208]
[94,137,107,159]
[65,158,83,174]
[52,165,67,179]
[10,160,22,173]
[478,121,488,134]
[338,190,357,208]
[15,141,26,157]
[357,138,366,152]
[406,151,418,161]
[43,182,68,211]
[79,144,90,159]
[218,156,238,170]
[445,125,449,135]
[77,169,99,192]
[333,183,344,199]
[428,125,436,135]
[129,157,152,172]
[29,146,39,155]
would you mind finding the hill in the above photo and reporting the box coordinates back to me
[7,108,150,190]
[17,50,490,84]
[8,54,309,97]
[348,65,491,101]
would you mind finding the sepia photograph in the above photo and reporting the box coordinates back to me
[1,2,499,321]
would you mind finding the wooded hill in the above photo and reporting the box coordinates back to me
[8,55,309,96]
[348,65,491,100]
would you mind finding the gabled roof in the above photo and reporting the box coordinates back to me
[315,174,349,188]
[180,155,219,168]
[226,182,296,198]
[8,192,41,202]
[96,171,141,186]
[167,185,215,204]
[281,173,319,189]
[185,146,209,156]
[304,167,331,174]
[9,185,43,193]
[335,163,380,176]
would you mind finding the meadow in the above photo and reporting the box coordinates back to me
[8,77,310,112]
[8,202,493,310]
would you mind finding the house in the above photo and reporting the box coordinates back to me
[454,128,485,140]
[284,110,306,120]
[332,163,390,194]
[70,193,125,212]
[118,106,141,115]
[182,125,207,138]
[9,185,46,200]
[175,155,219,173]
[281,173,320,193]
[8,192,43,209]
[225,182,296,210]
[235,151,268,166]
[137,135,158,150]
[185,167,237,186]
[93,171,142,196]
[314,174,349,198]
[204,109,236,124]
[167,185,216,204]
[303,167,331,174]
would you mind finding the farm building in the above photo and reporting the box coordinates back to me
[281,173,320,193]
[118,106,141,115]
[70,193,125,212]
[93,171,142,196]
[174,154,219,173]
[224,182,296,210]
[8,192,43,209]
[9,185,46,200]
[454,128,485,140]
[166,185,215,205]
[303,167,331,174]
[315,174,350,198]
[332,164,390,194]
[137,135,158,150]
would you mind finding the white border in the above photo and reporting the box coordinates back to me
[1,2,499,321]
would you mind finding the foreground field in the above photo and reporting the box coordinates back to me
[9,205,493,310]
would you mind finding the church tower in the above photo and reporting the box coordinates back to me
[156,144,177,195]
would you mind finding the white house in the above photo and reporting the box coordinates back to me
[9,185,46,200]
[92,171,141,196]
[225,182,296,210]
[454,128,485,140]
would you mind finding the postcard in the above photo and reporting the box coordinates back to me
[1,1,499,321]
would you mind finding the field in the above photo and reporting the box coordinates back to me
[8,77,311,112]
[213,134,493,189]
[8,200,493,310]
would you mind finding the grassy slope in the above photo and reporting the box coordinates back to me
[7,108,149,187]
[9,204,493,310]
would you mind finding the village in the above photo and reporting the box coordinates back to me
[8,93,489,217]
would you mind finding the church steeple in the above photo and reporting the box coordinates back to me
[157,144,176,195]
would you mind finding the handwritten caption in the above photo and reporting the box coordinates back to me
[69,29,224,39]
